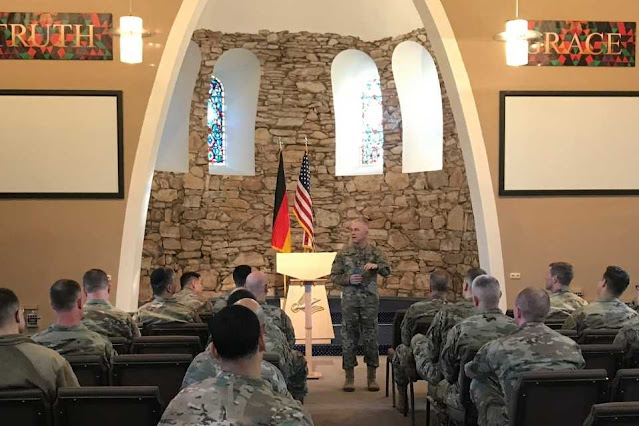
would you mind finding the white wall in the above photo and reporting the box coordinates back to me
[197,0,423,41]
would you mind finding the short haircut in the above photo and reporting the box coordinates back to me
[515,287,550,322]
[352,217,369,228]
[466,268,487,284]
[0,288,19,327]
[227,289,256,306]
[210,305,260,361]
[50,279,82,312]
[180,272,201,289]
[471,275,501,307]
[549,262,574,286]
[603,266,630,297]
[430,271,449,293]
[83,269,109,293]
[150,268,175,296]
[232,265,252,287]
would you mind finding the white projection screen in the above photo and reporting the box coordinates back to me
[500,91,639,196]
[0,90,123,199]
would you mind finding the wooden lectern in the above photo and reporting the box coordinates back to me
[276,252,336,379]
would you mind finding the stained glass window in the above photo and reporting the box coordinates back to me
[361,78,384,166]
[207,76,225,165]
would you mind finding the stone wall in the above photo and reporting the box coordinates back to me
[140,28,479,303]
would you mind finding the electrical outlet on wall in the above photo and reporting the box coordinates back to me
[22,304,41,329]
[509,272,521,279]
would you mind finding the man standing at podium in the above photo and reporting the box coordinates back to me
[331,218,391,392]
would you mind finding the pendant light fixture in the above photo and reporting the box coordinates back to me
[494,0,541,66]
[119,0,145,64]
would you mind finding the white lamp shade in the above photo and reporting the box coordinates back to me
[120,15,143,64]
[505,19,529,66]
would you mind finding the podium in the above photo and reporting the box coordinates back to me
[277,252,336,379]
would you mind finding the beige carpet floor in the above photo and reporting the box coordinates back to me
[304,356,428,425]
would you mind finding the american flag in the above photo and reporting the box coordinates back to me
[293,150,315,250]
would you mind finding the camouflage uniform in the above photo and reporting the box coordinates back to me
[175,287,214,316]
[0,334,79,402]
[135,296,201,329]
[261,301,296,347]
[465,322,585,426]
[434,308,517,408]
[181,343,291,398]
[331,244,391,370]
[562,297,638,333]
[264,321,308,401]
[32,324,116,365]
[82,298,141,340]
[412,300,475,385]
[210,294,230,315]
[391,296,447,389]
[613,321,639,365]
[159,372,314,425]
[547,289,588,319]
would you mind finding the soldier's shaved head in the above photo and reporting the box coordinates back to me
[245,272,268,302]
[515,287,550,323]
[0,288,20,328]
[234,297,266,325]
[471,275,502,309]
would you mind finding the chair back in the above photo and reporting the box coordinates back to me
[581,329,621,345]
[130,335,202,357]
[0,389,50,426]
[64,355,109,386]
[584,402,639,426]
[108,337,129,354]
[391,310,407,348]
[446,347,480,425]
[611,369,639,402]
[580,344,625,379]
[509,369,609,426]
[544,321,566,330]
[147,323,209,348]
[411,316,432,338]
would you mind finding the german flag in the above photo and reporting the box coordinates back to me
[271,150,292,252]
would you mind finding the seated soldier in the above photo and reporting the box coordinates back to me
[33,279,116,365]
[159,304,313,426]
[81,269,141,340]
[245,271,295,346]
[228,289,308,403]
[546,262,587,319]
[563,266,637,333]
[175,272,214,316]
[466,287,585,426]
[135,267,201,329]
[0,288,79,402]
[210,264,252,315]
[435,275,517,410]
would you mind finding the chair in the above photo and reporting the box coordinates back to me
[64,355,109,386]
[0,389,51,426]
[55,386,162,426]
[445,348,480,426]
[385,309,406,403]
[509,369,609,426]
[581,329,621,345]
[545,320,566,330]
[130,335,202,357]
[611,369,639,402]
[409,316,433,424]
[506,309,514,318]
[108,337,129,355]
[580,344,625,380]
[147,322,210,348]
[559,329,580,342]
[111,354,192,406]
[584,402,639,425]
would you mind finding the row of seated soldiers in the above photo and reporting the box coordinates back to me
[392,262,639,426]
[0,265,312,422]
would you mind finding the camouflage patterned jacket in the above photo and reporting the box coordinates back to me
[400,296,447,346]
[175,287,214,316]
[562,298,638,333]
[135,296,201,328]
[548,289,588,319]
[0,334,79,402]
[439,308,518,384]
[32,324,116,365]
[181,344,291,398]
[159,372,314,425]
[465,322,585,407]
[330,244,391,301]
[210,294,230,315]
[261,302,296,347]
[613,321,639,365]
[82,298,141,341]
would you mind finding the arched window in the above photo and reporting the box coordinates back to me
[392,41,443,173]
[332,49,384,176]
[207,76,225,165]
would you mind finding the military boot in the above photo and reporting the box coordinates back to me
[367,366,380,391]
[343,368,355,392]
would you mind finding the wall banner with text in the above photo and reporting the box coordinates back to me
[528,21,635,67]
[0,12,113,60]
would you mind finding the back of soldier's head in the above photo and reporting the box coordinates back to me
[83,269,109,293]
[233,265,252,288]
[466,268,487,286]
[50,279,81,312]
[603,266,630,297]
[227,288,256,306]
[180,272,200,289]
[515,287,550,322]
[471,275,501,308]
[549,262,574,287]
[245,272,268,299]
[0,288,19,328]
[430,271,449,294]
[211,305,260,361]
[150,268,175,296]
